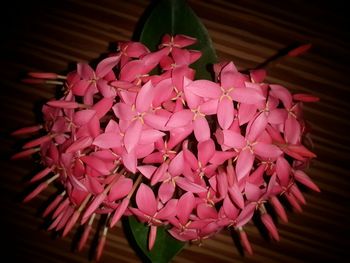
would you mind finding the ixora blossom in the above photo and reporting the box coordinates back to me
[12,34,319,261]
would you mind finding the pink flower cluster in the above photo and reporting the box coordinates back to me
[13,34,320,260]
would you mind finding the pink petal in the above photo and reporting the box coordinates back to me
[198,139,215,166]
[93,132,121,149]
[92,97,114,119]
[112,103,134,120]
[66,136,93,153]
[217,171,228,198]
[120,60,146,82]
[153,78,174,106]
[110,197,130,227]
[124,120,143,153]
[250,69,266,83]
[268,109,287,124]
[236,150,254,182]
[158,181,175,204]
[236,203,256,227]
[276,157,291,186]
[232,87,265,104]
[122,150,137,173]
[223,196,239,219]
[228,185,244,209]
[217,98,234,129]
[80,156,110,175]
[177,192,195,225]
[182,147,199,170]
[151,162,168,186]
[142,152,163,164]
[187,80,221,98]
[254,142,282,159]
[174,34,197,47]
[222,130,245,149]
[168,151,184,176]
[166,110,193,128]
[194,117,210,142]
[245,182,262,202]
[238,104,258,126]
[176,177,207,193]
[209,151,236,165]
[86,175,104,194]
[136,81,154,112]
[136,183,157,216]
[157,199,178,220]
[269,84,292,109]
[284,116,301,144]
[77,63,94,79]
[74,110,96,126]
[137,165,157,179]
[108,177,133,201]
[143,113,169,131]
[139,129,165,145]
[198,99,218,115]
[197,203,217,219]
[96,55,120,78]
[246,113,268,142]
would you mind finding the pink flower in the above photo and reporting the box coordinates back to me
[12,33,319,260]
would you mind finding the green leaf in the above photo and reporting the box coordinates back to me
[134,0,217,80]
[125,216,186,263]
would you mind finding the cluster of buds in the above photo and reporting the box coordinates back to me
[12,34,320,260]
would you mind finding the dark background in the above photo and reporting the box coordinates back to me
[0,0,349,262]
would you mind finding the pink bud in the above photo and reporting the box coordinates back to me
[287,43,312,57]
[43,193,64,217]
[11,125,43,136]
[30,168,54,184]
[82,193,106,225]
[11,148,40,160]
[63,210,80,237]
[96,229,107,261]
[269,196,288,223]
[239,230,253,255]
[28,72,58,79]
[261,213,280,241]
[47,100,79,109]
[110,198,130,228]
[148,225,157,251]
[78,224,92,252]
[22,134,53,149]
[23,182,48,203]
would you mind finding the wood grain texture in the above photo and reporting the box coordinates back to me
[0,0,349,262]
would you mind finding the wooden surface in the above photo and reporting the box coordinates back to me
[0,0,349,262]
